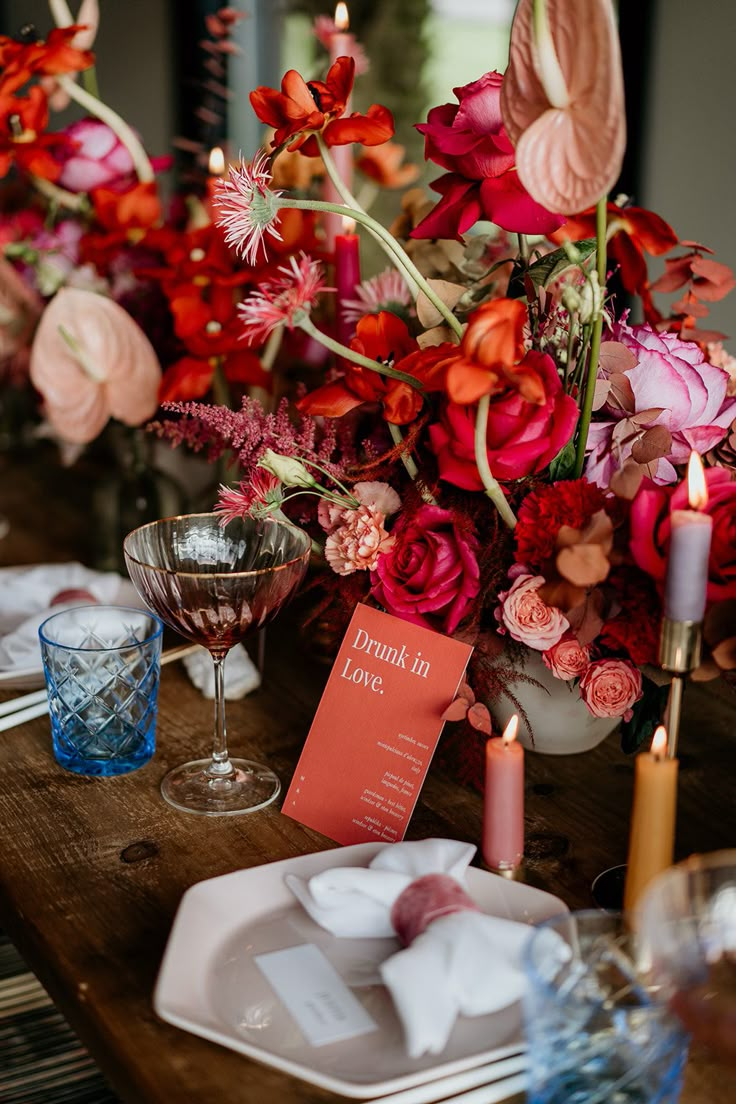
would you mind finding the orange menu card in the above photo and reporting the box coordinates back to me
[283,604,473,846]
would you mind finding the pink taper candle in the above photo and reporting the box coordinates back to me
[663,452,713,622]
[324,3,356,252]
[482,715,524,872]
[335,216,361,349]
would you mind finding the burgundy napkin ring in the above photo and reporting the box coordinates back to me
[390,873,481,947]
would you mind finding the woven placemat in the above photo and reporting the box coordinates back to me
[0,935,119,1104]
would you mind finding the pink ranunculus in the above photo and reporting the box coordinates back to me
[325,505,395,576]
[370,505,480,635]
[57,118,136,193]
[497,574,569,650]
[542,634,591,680]
[429,351,579,485]
[579,659,642,721]
[585,322,736,488]
[410,71,564,240]
[629,467,736,605]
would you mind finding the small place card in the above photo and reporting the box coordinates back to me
[284,604,473,845]
[254,944,378,1047]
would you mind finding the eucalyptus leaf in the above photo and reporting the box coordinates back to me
[548,437,578,481]
[526,239,598,289]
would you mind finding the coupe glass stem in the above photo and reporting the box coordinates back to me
[207,653,234,779]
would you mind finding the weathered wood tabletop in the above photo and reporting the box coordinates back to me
[0,456,734,1103]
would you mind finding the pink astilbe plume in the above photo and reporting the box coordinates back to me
[151,394,345,476]
[238,253,332,344]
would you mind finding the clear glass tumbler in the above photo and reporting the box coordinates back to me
[39,605,163,776]
[522,910,689,1104]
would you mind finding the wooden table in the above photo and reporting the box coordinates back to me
[1,458,735,1103]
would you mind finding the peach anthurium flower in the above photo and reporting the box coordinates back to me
[29,287,161,444]
[501,0,626,214]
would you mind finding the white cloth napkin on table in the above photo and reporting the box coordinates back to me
[286,838,547,1058]
[0,563,133,676]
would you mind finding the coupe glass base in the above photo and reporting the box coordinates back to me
[160,758,281,816]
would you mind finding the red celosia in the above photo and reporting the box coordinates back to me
[250,56,393,154]
[514,480,607,569]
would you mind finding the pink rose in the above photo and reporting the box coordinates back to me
[542,634,591,680]
[498,574,569,650]
[410,71,564,240]
[325,505,394,576]
[579,659,643,721]
[57,119,136,193]
[630,467,736,604]
[429,352,579,484]
[586,322,736,488]
[370,505,480,634]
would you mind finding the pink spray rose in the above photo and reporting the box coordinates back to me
[410,71,564,240]
[497,574,569,650]
[370,505,480,635]
[586,322,736,488]
[629,467,736,604]
[429,352,579,485]
[579,659,643,721]
[57,119,136,193]
[542,634,591,680]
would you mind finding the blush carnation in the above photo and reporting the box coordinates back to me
[325,505,394,576]
[579,659,643,721]
[542,634,591,680]
[498,574,569,650]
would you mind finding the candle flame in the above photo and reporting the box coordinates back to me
[502,715,519,747]
[687,451,708,510]
[208,146,225,177]
[335,2,349,31]
[651,725,668,760]
[341,215,356,234]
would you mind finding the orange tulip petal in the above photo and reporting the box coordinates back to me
[501,0,626,214]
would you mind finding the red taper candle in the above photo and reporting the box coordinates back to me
[482,715,524,873]
[324,3,357,251]
[335,216,361,350]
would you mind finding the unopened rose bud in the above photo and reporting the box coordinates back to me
[258,449,316,488]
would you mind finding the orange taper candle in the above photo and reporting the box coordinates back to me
[623,725,679,913]
[482,715,524,873]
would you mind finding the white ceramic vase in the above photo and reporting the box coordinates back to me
[490,647,619,755]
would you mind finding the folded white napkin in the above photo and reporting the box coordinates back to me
[0,563,134,674]
[183,644,261,700]
[286,838,540,1058]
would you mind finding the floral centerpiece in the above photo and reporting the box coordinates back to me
[152,0,736,773]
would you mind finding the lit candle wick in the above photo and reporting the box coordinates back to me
[651,724,668,762]
[502,714,519,748]
[335,2,349,31]
[208,146,225,178]
[686,450,708,510]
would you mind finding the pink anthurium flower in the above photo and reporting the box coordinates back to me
[29,287,161,444]
[501,0,626,214]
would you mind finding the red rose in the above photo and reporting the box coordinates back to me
[410,71,564,240]
[428,352,579,484]
[370,505,480,634]
[630,467,736,604]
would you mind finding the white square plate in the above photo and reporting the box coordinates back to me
[154,843,566,1098]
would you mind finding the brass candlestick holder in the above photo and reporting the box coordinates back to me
[658,617,703,758]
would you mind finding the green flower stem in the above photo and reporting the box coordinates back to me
[474,394,517,529]
[285,196,463,340]
[56,75,154,183]
[260,326,283,372]
[517,233,529,263]
[297,313,424,390]
[388,422,437,504]
[32,175,88,213]
[211,358,232,409]
[573,197,608,478]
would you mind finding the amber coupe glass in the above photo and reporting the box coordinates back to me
[123,513,310,815]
